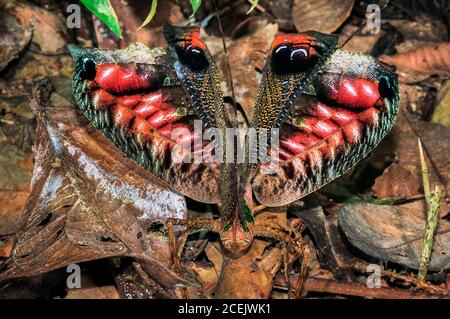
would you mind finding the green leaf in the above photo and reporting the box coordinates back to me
[246,0,259,14]
[190,0,201,16]
[138,0,158,30]
[80,0,122,39]
[223,223,232,233]
[242,202,254,224]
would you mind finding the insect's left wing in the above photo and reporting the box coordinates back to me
[251,34,399,206]
[68,41,221,204]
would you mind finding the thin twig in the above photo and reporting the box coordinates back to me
[274,274,448,299]
[167,220,189,299]
[351,261,448,295]
[417,139,442,282]
[212,0,238,116]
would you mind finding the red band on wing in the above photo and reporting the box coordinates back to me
[181,27,205,50]
[271,34,315,48]
[315,75,383,109]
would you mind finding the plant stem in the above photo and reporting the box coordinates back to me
[417,138,442,282]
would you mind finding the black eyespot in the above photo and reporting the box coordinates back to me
[175,45,209,71]
[79,57,96,80]
[271,45,291,74]
[378,75,396,99]
[271,45,316,74]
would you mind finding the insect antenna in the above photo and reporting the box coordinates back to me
[212,0,238,120]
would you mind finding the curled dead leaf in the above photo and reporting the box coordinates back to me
[8,0,69,52]
[338,201,450,271]
[379,42,450,81]
[372,162,422,199]
[292,0,354,33]
[0,5,32,72]
[214,240,273,299]
[0,80,190,294]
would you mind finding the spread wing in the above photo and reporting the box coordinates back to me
[68,35,222,204]
[251,34,399,206]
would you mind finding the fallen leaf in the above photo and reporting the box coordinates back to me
[0,191,29,235]
[379,43,450,81]
[339,24,385,54]
[65,286,120,299]
[432,80,450,128]
[373,111,450,214]
[186,261,218,295]
[292,0,354,33]
[338,201,450,271]
[9,0,69,52]
[0,4,32,72]
[0,80,189,294]
[0,235,15,258]
[389,19,449,42]
[214,240,273,299]
[94,0,185,49]
[289,203,355,280]
[372,162,422,199]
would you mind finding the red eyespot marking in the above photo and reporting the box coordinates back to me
[316,76,382,109]
[181,27,206,50]
[94,63,158,94]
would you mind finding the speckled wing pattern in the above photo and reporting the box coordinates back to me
[69,26,399,209]
[252,46,400,206]
[68,42,221,204]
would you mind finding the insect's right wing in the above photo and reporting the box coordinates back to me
[251,37,400,207]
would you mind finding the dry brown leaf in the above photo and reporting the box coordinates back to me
[372,162,422,199]
[186,261,219,295]
[432,80,450,128]
[214,240,273,299]
[379,42,450,81]
[289,204,355,279]
[0,4,32,72]
[373,111,450,214]
[0,80,189,294]
[339,24,385,54]
[65,286,120,299]
[0,235,15,258]
[292,0,354,33]
[389,19,449,42]
[339,201,450,270]
[9,0,69,52]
